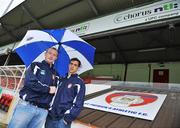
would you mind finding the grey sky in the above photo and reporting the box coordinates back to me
[0,0,25,18]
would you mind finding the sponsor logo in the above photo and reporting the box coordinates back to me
[68,23,89,35]
[40,70,45,75]
[26,37,34,41]
[114,1,179,23]
[154,2,178,12]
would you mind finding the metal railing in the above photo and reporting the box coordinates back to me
[0,65,26,92]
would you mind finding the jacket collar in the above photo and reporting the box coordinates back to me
[42,60,54,69]
[66,73,78,79]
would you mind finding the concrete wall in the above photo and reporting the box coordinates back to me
[83,62,180,84]
[126,63,149,82]
[82,64,125,80]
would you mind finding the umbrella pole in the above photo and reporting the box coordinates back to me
[15,68,26,94]
[4,42,17,66]
[4,50,12,66]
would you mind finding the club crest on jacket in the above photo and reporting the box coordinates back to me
[68,84,72,88]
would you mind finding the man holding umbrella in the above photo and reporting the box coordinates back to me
[10,28,95,128]
[45,58,86,128]
[8,47,58,128]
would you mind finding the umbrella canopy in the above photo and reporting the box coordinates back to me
[15,29,95,76]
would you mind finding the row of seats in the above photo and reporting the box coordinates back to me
[0,77,24,90]
[0,93,13,112]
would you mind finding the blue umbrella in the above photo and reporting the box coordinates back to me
[15,29,95,76]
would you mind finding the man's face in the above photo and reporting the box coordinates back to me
[45,48,58,64]
[69,60,79,74]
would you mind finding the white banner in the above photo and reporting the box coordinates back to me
[84,90,167,120]
[68,0,180,36]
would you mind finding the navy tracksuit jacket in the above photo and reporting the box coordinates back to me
[48,74,85,124]
[19,60,58,109]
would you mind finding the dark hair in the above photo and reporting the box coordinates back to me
[70,58,81,67]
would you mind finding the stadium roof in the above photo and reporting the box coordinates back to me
[1,0,180,64]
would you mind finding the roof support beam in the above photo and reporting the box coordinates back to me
[0,22,19,40]
[0,21,19,65]
[37,0,83,20]
[87,0,99,16]
[0,0,82,38]
[21,4,44,29]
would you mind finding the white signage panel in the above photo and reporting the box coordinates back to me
[84,90,167,120]
[67,0,180,36]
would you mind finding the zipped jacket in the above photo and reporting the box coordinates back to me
[48,74,85,124]
[19,60,58,109]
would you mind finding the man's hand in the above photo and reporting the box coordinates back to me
[49,86,56,94]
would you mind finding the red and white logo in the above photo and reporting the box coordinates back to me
[106,92,158,107]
